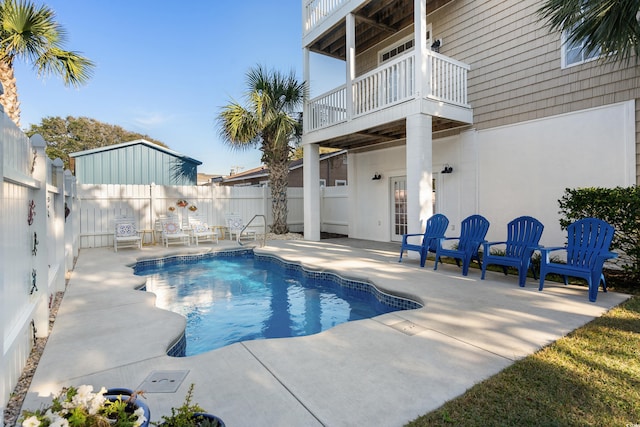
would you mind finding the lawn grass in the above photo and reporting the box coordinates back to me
[406,295,640,426]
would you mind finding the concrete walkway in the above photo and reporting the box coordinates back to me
[21,239,629,426]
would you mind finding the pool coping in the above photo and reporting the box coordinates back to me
[20,239,631,426]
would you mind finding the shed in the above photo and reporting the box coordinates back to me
[69,139,202,185]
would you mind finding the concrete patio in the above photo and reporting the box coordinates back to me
[20,238,629,426]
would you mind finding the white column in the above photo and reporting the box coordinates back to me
[0,113,5,427]
[346,13,355,119]
[406,114,433,234]
[303,143,321,241]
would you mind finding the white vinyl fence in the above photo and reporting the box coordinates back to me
[76,184,348,248]
[1,121,75,426]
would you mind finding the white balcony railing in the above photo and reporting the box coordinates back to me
[353,54,415,116]
[307,85,348,131]
[306,51,470,133]
[304,0,346,33]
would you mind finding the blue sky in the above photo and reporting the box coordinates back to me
[14,0,324,175]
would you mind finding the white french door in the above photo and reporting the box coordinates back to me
[391,177,407,242]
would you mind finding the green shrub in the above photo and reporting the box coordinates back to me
[558,186,640,285]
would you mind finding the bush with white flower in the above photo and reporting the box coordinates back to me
[20,385,148,427]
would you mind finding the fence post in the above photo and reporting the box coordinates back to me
[64,170,77,271]
[52,159,66,292]
[30,134,50,338]
[150,182,156,231]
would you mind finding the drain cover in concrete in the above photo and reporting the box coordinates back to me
[138,370,189,393]
[388,320,428,336]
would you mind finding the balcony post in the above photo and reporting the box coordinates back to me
[346,12,355,121]
[303,47,310,133]
[406,113,433,234]
[414,0,428,98]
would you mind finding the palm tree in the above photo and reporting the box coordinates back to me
[218,65,305,235]
[0,0,94,126]
[538,0,640,64]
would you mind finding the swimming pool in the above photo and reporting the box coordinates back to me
[134,250,421,356]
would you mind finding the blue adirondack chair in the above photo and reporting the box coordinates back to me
[539,217,617,302]
[399,214,449,267]
[481,216,544,287]
[434,214,490,276]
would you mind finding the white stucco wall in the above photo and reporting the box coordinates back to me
[350,146,405,241]
[350,100,635,245]
[476,100,635,246]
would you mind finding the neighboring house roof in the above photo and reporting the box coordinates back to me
[222,150,347,184]
[69,139,202,165]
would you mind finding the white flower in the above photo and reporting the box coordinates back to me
[72,384,94,407]
[133,407,147,427]
[22,416,41,427]
[48,417,70,427]
[88,393,106,415]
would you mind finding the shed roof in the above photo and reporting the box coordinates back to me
[69,139,202,165]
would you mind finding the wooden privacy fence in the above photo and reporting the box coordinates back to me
[77,183,348,248]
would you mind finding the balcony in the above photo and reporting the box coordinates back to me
[304,0,346,34]
[305,50,471,134]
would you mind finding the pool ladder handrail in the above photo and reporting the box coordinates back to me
[238,214,267,247]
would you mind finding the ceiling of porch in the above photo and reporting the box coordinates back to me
[309,0,456,60]
[318,117,469,151]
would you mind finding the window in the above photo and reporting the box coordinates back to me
[319,179,326,187]
[380,38,414,64]
[335,179,347,186]
[561,12,601,68]
[378,25,432,65]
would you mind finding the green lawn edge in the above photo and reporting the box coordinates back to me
[407,295,640,426]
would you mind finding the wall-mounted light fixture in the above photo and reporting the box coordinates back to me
[372,173,382,180]
[441,164,453,174]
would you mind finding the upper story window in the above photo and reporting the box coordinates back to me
[562,33,601,68]
[380,37,414,64]
[561,7,601,68]
[379,25,433,65]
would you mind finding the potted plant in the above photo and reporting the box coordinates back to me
[188,205,198,212]
[176,200,188,208]
[20,385,149,427]
[155,384,224,427]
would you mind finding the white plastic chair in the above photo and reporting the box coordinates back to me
[161,220,190,247]
[114,219,142,252]
[188,216,218,245]
[226,214,257,242]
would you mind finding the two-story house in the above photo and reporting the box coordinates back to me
[301,0,637,247]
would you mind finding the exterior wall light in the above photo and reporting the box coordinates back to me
[441,164,453,174]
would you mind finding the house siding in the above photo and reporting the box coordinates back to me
[431,0,640,184]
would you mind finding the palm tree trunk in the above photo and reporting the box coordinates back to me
[0,59,21,126]
[269,159,290,234]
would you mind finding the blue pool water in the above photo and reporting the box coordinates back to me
[134,251,419,356]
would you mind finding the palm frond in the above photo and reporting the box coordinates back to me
[35,47,94,86]
[537,0,640,64]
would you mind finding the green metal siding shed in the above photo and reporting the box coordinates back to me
[69,139,202,185]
